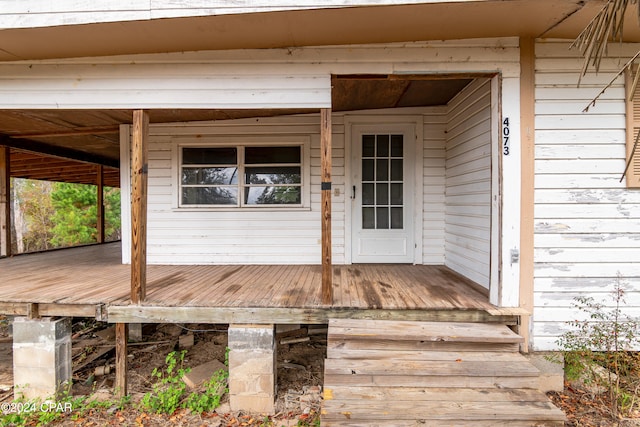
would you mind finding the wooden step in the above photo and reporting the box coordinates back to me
[322,319,566,426]
[328,319,523,353]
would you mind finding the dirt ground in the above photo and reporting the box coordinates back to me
[0,317,324,426]
[1,316,640,426]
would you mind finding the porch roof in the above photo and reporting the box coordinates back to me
[0,242,518,324]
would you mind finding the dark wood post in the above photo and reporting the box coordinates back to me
[0,146,10,257]
[320,109,333,304]
[131,110,149,304]
[97,165,105,244]
[115,323,128,397]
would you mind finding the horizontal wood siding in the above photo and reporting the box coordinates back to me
[423,110,447,264]
[533,40,640,350]
[0,1,454,29]
[0,39,519,109]
[125,107,446,265]
[445,78,492,288]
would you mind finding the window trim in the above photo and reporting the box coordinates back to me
[173,136,311,210]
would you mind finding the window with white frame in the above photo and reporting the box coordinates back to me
[180,145,304,207]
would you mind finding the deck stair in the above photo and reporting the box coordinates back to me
[322,319,566,426]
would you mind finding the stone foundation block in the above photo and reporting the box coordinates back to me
[228,324,276,414]
[13,317,72,400]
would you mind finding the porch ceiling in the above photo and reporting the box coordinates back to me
[0,75,473,187]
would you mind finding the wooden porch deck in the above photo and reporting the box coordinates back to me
[0,243,517,324]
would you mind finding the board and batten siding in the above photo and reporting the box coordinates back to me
[444,78,493,289]
[533,40,640,350]
[121,107,448,265]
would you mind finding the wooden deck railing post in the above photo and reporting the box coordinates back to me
[320,108,333,304]
[131,110,149,304]
[97,165,105,244]
[0,146,10,257]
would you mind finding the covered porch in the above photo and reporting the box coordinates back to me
[0,242,515,325]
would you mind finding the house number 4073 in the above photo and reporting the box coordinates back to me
[502,117,510,156]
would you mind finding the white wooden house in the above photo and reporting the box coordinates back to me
[0,0,638,422]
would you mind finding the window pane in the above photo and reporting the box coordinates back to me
[391,135,403,157]
[391,183,403,205]
[376,207,389,229]
[245,146,300,164]
[362,135,375,157]
[376,135,389,156]
[362,159,374,181]
[376,183,389,205]
[182,167,238,185]
[245,166,301,184]
[362,183,374,205]
[182,187,237,205]
[245,186,301,205]
[390,159,403,181]
[183,147,237,165]
[362,207,375,229]
[391,207,403,229]
[376,159,389,181]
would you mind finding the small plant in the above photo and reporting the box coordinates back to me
[140,350,190,414]
[139,349,230,415]
[555,277,640,418]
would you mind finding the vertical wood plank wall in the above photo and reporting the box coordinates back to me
[533,40,640,349]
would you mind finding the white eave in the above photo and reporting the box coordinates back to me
[1,0,637,62]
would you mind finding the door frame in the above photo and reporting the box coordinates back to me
[344,115,424,265]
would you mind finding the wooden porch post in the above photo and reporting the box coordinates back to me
[130,110,149,304]
[519,37,535,352]
[320,108,333,304]
[96,165,105,244]
[0,146,10,257]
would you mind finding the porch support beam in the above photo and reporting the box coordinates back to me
[115,323,128,398]
[320,108,333,305]
[519,37,536,352]
[0,146,10,257]
[130,110,149,304]
[97,165,105,244]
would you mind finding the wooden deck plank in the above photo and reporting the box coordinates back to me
[0,243,508,322]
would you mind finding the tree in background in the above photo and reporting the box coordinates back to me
[50,182,121,247]
[11,178,121,253]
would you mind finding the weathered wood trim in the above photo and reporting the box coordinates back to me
[0,146,10,257]
[115,323,128,398]
[0,135,119,169]
[625,66,640,188]
[130,110,149,304]
[106,306,519,325]
[97,165,105,244]
[519,37,535,352]
[320,108,333,305]
[0,302,106,319]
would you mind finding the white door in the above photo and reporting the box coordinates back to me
[351,124,414,263]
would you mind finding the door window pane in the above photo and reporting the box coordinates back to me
[376,135,389,156]
[362,159,375,181]
[390,159,403,181]
[391,207,403,229]
[376,159,389,181]
[376,207,389,229]
[391,135,403,157]
[390,183,403,205]
[362,183,374,205]
[362,135,375,157]
[362,207,375,229]
[376,183,389,205]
